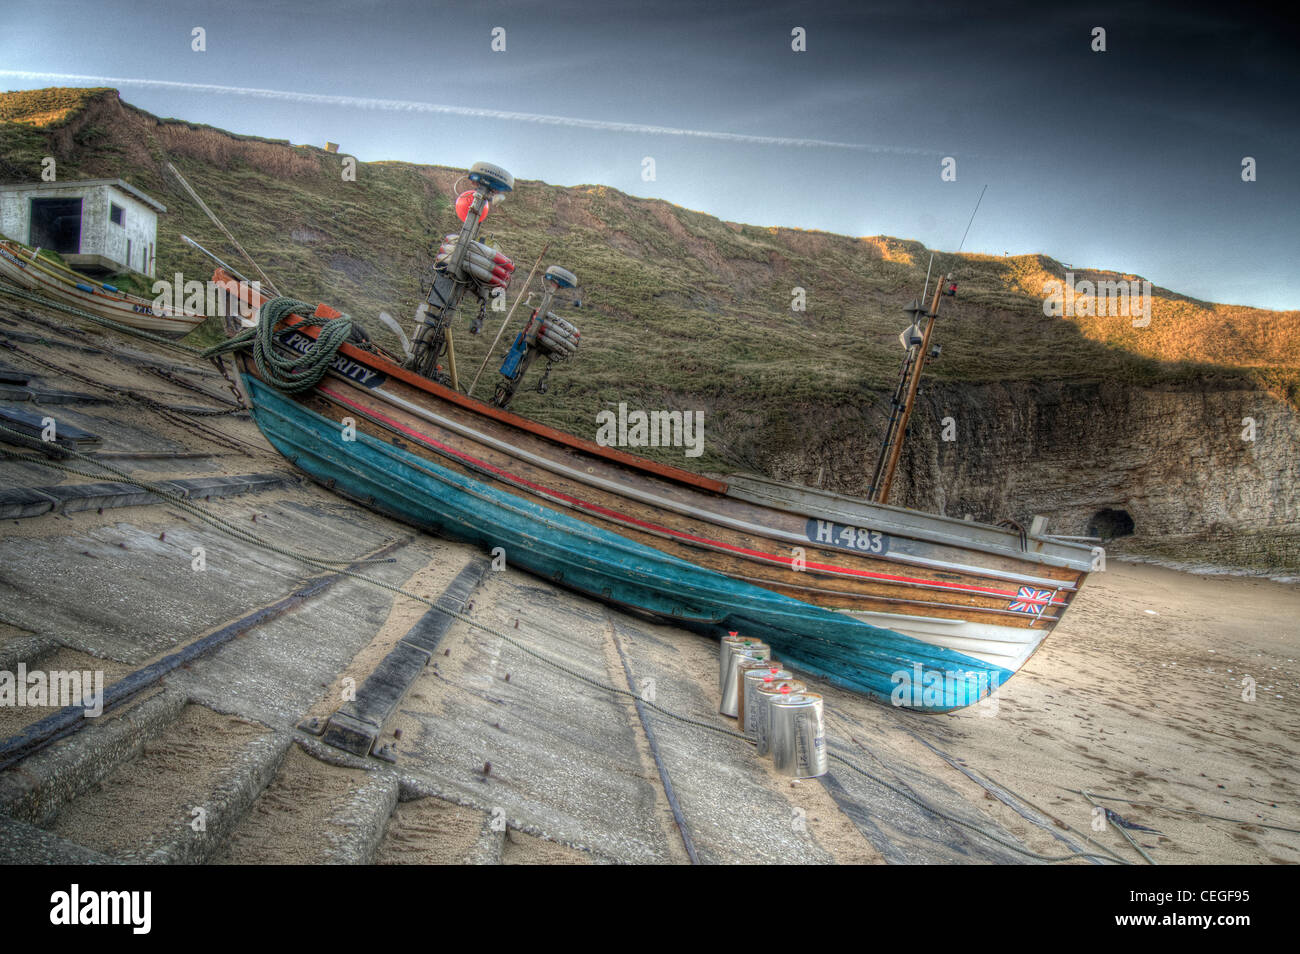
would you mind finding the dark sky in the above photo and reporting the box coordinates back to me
[2,0,1296,308]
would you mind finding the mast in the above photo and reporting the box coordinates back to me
[871,273,947,505]
[866,300,925,498]
[868,186,984,504]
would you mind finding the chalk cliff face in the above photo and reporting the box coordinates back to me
[758,382,1300,573]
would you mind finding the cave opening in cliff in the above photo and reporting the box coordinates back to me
[1089,508,1135,540]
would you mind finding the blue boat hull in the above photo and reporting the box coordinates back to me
[246,376,1012,711]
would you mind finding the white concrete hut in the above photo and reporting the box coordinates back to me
[0,178,165,278]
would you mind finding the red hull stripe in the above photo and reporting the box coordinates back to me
[316,383,1064,607]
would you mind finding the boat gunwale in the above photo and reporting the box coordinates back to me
[725,473,1097,573]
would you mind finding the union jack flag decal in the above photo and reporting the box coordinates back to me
[1008,586,1056,618]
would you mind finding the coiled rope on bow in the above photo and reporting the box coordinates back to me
[202,297,353,394]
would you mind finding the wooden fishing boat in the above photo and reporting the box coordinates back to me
[210,271,1095,713]
[0,238,204,338]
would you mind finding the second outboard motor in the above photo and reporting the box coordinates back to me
[492,264,580,408]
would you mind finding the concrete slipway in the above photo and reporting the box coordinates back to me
[1,291,1282,866]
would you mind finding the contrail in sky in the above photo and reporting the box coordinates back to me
[0,70,942,155]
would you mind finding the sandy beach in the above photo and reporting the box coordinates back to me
[895,560,1300,864]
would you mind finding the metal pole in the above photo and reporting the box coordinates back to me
[167,163,281,297]
[867,345,919,499]
[445,325,459,391]
[180,235,254,287]
[406,183,492,376]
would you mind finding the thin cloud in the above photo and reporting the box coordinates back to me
[0,69,942,155]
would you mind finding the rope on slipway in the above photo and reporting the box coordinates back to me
[0,339,255,456]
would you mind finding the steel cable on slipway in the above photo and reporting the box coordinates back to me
[0,535,409,772]
[0,424,396,570]
[3,337,244,416]
[0,279,259,458]
[0,420,1121,865]
[827,709,1133,866]
[1,335,261,458]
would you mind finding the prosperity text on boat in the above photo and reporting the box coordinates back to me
[275,330,387,388]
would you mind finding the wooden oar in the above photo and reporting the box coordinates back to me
[167,162,281,298]
[445,325,459,391]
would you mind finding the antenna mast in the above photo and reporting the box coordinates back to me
[869,277,946,504]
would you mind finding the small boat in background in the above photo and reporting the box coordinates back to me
[0,238,205,338]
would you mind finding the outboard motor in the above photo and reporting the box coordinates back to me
[492,264,581,409]
[406,161,516,382]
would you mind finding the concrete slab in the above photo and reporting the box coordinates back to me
[388,571,682,863]
[320,561,485,758]
[0,403,185,460]
[0,385,106,405]
[0,405,100,447]
[0,494,398,663]
[43,480,160,513]
[167,535,461,730]
[160,473,293,500]
[0,362,31,385]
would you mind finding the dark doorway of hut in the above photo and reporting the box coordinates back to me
[29,197,82,254]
